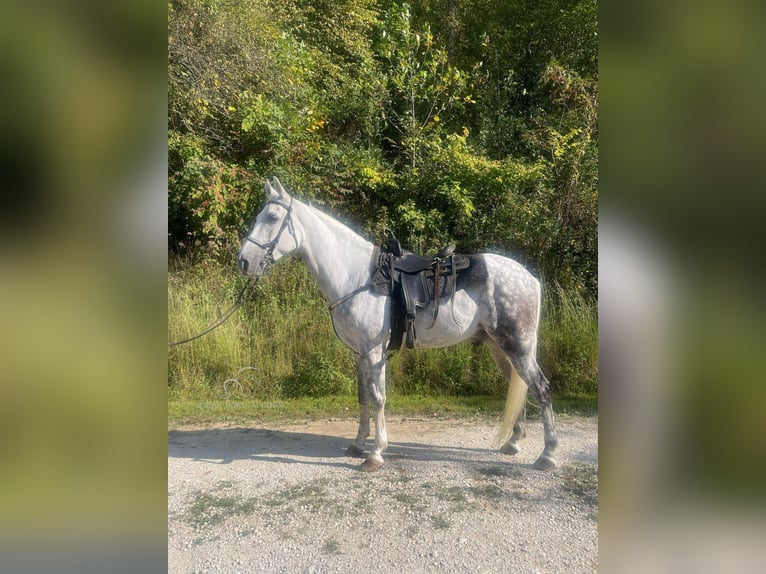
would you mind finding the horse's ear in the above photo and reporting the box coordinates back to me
[272,176,289,198]
[264,179,278,200]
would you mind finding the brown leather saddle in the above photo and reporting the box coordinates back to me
[378,232,470,350]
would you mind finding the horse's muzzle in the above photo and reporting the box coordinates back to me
[237,257,249,274]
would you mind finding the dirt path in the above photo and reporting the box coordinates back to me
[168,415,598,573]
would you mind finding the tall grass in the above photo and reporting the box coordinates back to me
[540,282,599,395]
[168,257,597,402]
[168,256,353,401]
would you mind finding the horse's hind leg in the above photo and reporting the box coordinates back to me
[345,358,370,457]
[511,353,559,470]
[501,414,526,456]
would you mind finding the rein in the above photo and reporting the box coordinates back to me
[168,278,256,347]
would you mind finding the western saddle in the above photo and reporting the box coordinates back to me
[377,231,470,350]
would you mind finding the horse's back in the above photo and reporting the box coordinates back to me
[479,253,541,296]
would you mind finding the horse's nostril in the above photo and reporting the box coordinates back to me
[238,258,249,273]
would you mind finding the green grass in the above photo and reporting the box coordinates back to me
[322,539,342,555]
[540,282,599,395]
[560,462,599,506]
[167,393,596,427]
[168,256,598,420]
[187,492,256,525]
[168,256,354,402]
[430,515,451,530]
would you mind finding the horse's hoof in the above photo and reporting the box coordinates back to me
[360,456,383,472]
[533,454,558,471]
[345,444,365,457]
[499,441,520,456]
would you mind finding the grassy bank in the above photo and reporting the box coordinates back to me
[168,256,597,422]
[168,393,597,427]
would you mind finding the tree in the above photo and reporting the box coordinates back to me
[377,2,471,171]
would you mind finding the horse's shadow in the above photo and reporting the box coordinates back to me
[168,427,521,471]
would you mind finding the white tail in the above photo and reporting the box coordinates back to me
[494,366,528,447]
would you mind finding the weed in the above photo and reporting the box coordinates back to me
[475,465,523,480]
[467,484,506,500]
[393,491,426,512]
[430,515,451,530]
[540,283,598,395]
[322,539,342,555]
[263,478,346,515]
[477,466,506,478]
[442,486,468,503]
[560,463,598,506]
[187,492,256,525]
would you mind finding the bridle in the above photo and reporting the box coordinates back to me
[242,197,296,275]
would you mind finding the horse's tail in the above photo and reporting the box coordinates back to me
[494,365,528,447]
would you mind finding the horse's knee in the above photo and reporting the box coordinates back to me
[370,391,386,410]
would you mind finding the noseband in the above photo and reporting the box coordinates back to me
[242,198,296,273]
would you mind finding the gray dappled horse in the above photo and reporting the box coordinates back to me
[237,177,558,472]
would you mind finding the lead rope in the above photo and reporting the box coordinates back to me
[168,278,256,347]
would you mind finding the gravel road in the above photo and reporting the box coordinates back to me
[168,415,598,573]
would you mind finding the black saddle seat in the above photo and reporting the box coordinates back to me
[388,237,458,273]
[392,253,439,273]
[392,244,459,273]
[381,232,470,350]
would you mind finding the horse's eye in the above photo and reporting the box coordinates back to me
[268,214,279,223]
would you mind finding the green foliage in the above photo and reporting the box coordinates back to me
[540,283,598,395]
[377,2,472,170]
[283,352,355,398]
[168,137,261,252]
[168,259,597,401]
[390,344,503,397]
[168,0,598,294]
[168,0,599,399]
[168,258,357,401]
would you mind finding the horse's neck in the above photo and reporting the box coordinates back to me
[293,201,374,303]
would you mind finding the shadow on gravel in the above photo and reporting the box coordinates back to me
[168,428,504,470]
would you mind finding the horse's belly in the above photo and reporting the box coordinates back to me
[411,292,482,348]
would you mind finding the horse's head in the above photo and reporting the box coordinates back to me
[237,177,298,279]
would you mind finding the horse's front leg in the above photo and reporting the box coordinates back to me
[345,357,370,457]
[358,352,387,472]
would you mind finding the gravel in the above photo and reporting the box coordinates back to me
[168,415,597,573]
